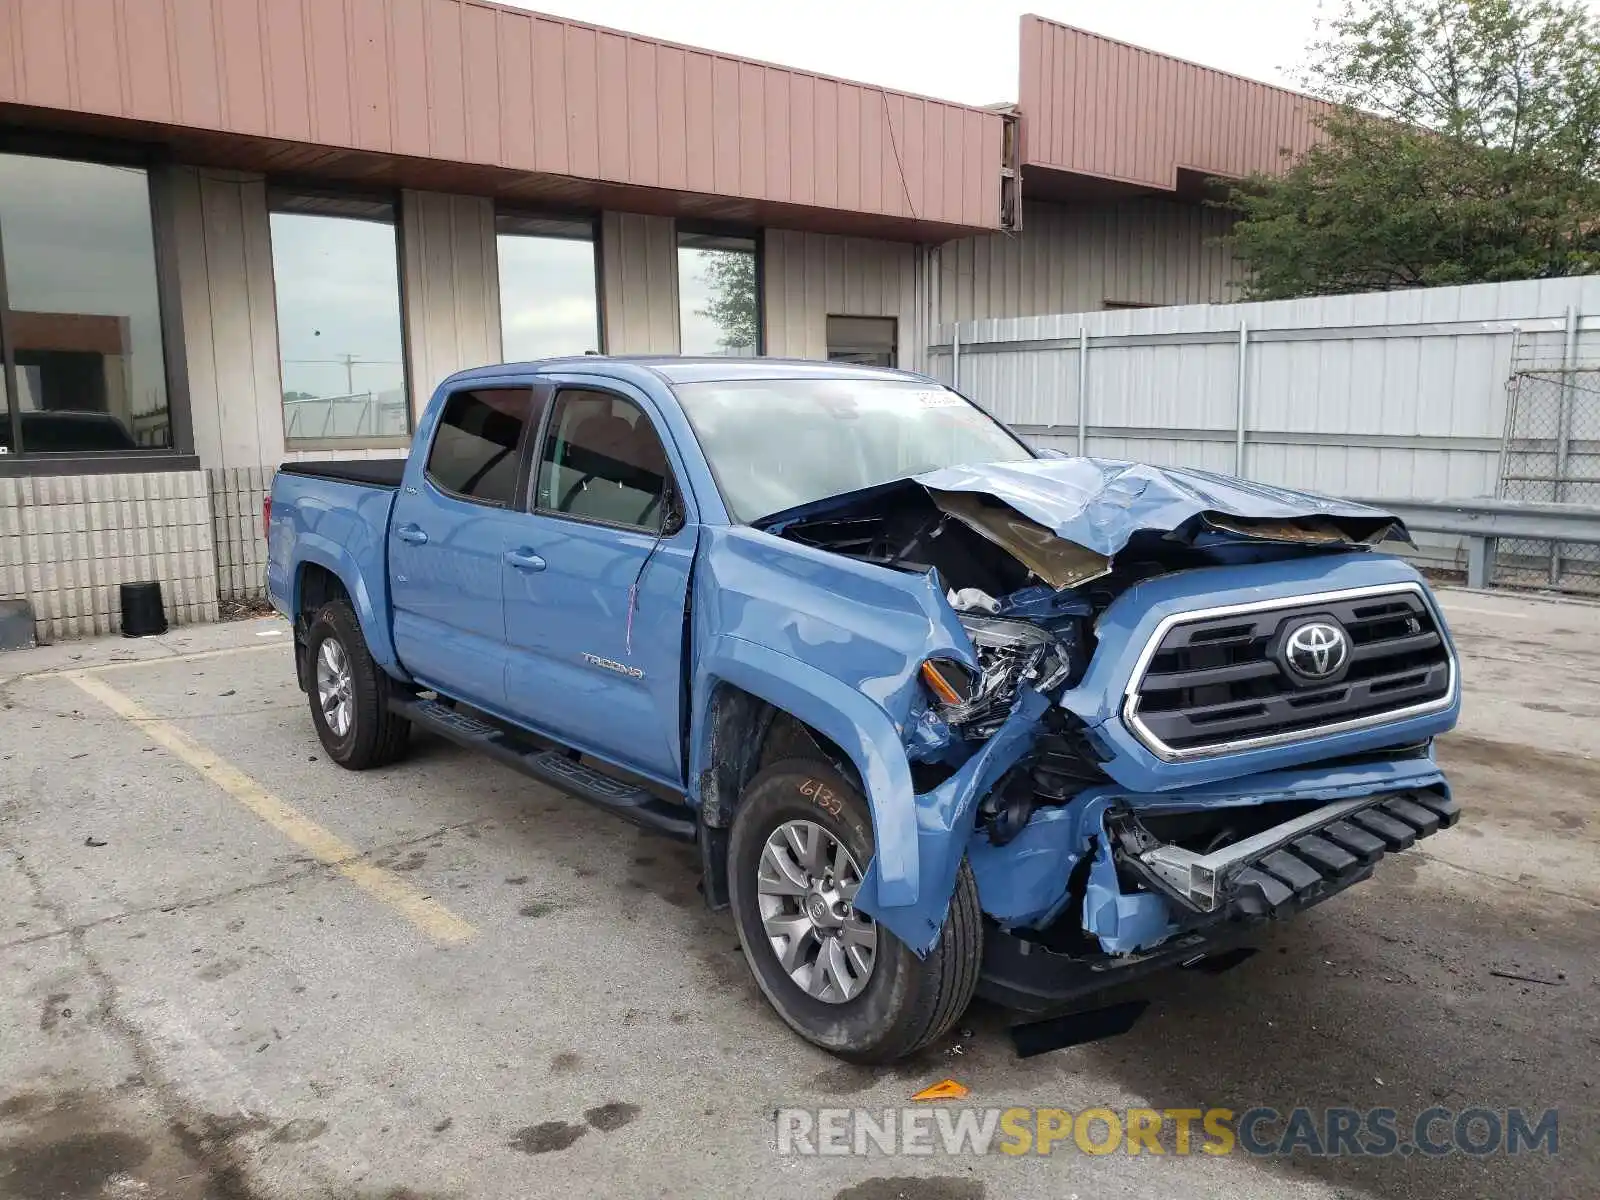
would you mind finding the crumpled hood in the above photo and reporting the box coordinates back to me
[912,457,1406,557]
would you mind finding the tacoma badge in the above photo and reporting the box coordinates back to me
[583,652,644,680]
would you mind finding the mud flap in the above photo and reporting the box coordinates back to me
[1010,1000,1149,1058]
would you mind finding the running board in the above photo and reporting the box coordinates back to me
[390,696,696,841]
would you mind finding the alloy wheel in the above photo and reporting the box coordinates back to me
[315,637,354,738]
[756,819,878,1003]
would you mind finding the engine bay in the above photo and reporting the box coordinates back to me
[759,466,1411,849]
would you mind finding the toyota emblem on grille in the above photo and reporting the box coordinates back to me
[1283,620,1350,681]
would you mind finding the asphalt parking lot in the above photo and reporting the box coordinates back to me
[1,587,1596,1200]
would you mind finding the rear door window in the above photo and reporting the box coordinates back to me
[424,388,537,507]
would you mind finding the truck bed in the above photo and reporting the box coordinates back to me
[267,463,403,675]
[277,459,406,489]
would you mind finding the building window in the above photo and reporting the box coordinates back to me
[826,316,898,368]
[269,193,407,444]
[496,214,601,361]
[677,230,761,357]
[0,153,173,456]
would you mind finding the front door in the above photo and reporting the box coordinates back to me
[389,385,539,711]
[502,383,696,784]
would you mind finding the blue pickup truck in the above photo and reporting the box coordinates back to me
[267,357,1461,1062]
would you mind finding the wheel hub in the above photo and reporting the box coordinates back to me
[755,819,877,1003]
[315,638,354,739]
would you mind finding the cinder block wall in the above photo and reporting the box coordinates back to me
[0,472,220,642]
[208,467,270,602]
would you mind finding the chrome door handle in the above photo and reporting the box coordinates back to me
[395,524,429,545]
[505,548,546,572]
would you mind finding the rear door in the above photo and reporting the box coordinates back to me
[502,381,698,784]
[389,385,542,710]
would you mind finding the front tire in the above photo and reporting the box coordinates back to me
[728,758,981,1063]
[305,599,410,770]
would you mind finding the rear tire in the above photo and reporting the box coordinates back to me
[305,599,410,770]
[728,757,981,1063]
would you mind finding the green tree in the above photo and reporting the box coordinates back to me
[1224,0,1600,299]
[696,250,760,351]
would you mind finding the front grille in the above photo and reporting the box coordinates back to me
[1125,585,1454,759]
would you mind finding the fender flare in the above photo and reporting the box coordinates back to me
[691,635,921,908]
[291,534,402,676]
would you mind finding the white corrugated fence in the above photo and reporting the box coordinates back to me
[929,276,1600,578]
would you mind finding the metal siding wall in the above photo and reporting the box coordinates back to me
[934,275,1600,574]
[940,198,1241,324]
[168,166,286,470]
[0,0,1003,231]
[601,212,679,354]
[167,165,297,604]
[401,190,501,419]
[1019,16,1329,186]
[763,230,918,364]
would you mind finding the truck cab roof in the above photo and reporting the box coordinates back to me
[442,355,931,389]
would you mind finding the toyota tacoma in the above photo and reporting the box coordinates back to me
[266,358,1461,1062]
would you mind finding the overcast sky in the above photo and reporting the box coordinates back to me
[504,0,1335,103]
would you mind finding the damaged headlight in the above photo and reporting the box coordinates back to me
[922,616,1073,740]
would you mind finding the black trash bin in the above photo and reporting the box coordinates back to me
[120,581,168,637]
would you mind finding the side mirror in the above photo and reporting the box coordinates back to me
[658,477,686,536]
[661,502,686,537]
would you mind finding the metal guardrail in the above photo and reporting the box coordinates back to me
[1359,497,1600,589]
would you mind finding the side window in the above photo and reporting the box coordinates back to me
[534,390,670,531]
[425,388,535,506]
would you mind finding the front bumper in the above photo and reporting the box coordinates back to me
[1113,789,1458,916]
[977,786,1459,1012]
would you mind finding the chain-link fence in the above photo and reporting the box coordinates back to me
[1494,366,1600,593]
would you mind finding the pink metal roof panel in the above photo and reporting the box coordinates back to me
[1019,15,1331,190]
[0,0,1004,232]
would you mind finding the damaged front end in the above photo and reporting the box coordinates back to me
[975,767,1460,1011]
[753,457,1461,988]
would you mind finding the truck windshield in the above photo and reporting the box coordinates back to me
[673,378,1034,523]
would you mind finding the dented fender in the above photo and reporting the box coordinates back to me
[692,636,923,903]
[852,689,1051,953]
[688,526,978,915]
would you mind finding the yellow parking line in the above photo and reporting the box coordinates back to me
[66,670,476,946]
[14,640,287,681]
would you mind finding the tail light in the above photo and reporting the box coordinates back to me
[262,494,272,532]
